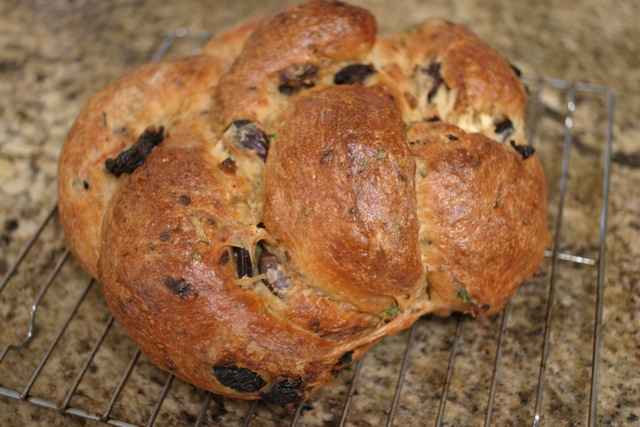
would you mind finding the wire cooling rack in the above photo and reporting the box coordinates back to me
[0,29,614,426]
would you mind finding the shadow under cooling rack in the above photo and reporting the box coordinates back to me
[0,29,614,427]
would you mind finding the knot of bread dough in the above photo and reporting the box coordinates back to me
[57,0,549,403]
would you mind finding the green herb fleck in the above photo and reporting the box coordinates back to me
[358,157,370,173]
[455,282,476,304]
[385,300,399,317]
[419,170,427,178]
[376,149,387,160]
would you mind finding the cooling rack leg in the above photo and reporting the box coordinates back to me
[525,78,543,148]
[338,356,366,427]
[484,301,511,427]
[434,314,463,427]
[587,89,615,427]
[532,83,576,427]
[386,321,419,427]
[242,399,258,427]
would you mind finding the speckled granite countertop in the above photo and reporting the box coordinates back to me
[1,0,638,426]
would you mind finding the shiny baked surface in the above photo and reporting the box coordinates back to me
[57,0,548,404]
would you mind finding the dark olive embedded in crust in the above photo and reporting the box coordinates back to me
[163,277,197,299]
[214,364,265,393]
[495,119,514,142]
[338,351,353,365]
[510,140,536,159]
[258,248,290,294]
[334,63,376,85]
[232,246,252,278]
[279,63,319,95]
[105,126,164,177]
[261,378,303,404]
[227,120,269,161]
[425,62,442,103]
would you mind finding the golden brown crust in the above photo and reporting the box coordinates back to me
[404,19,527,124]
[98,127,414,401]
[58,0,549,403]
[98,132,337,400]
[408,122,549,318]
[214,0,377,126]
[58,17,267,279]
[264,84,423,314]
[57,55,225,278]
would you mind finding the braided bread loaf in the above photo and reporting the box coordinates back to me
[57,0,549,403]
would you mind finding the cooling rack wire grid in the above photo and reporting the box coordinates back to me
[0,29,614,427]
